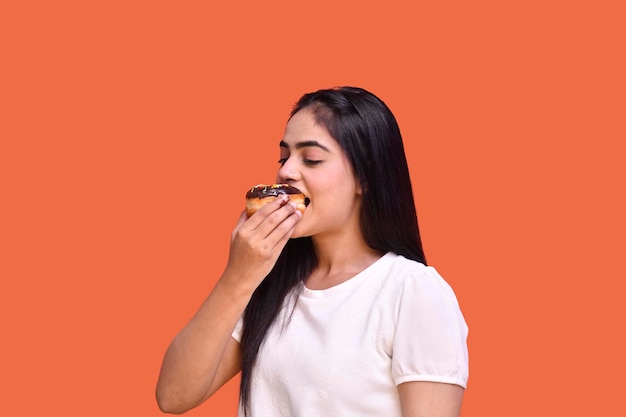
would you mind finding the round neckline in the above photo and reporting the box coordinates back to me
[300,252,395,300]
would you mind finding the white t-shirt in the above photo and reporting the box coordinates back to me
[232,252,469,417]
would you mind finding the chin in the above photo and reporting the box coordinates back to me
[290,227,306,240]
[290,221,311,240]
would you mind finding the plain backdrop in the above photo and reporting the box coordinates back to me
[1,1,624,416]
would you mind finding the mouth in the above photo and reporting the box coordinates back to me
[304,196,310,206]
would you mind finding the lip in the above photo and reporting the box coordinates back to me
[283,183,309,206]
[295,188,310,206]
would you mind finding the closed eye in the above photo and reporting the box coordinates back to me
[278,158,322,166]
[303,159,322,166]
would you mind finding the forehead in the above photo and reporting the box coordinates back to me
[281,109,338,149]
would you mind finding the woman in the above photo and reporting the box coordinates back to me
[156,86,469,416]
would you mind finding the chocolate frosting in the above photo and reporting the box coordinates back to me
[246,184,304,199]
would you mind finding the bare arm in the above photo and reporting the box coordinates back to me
[156,196,301,414]
[398,381,465,417]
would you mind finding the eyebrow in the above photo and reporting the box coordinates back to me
[279,140,331,152]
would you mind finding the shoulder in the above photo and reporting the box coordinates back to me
[378,253,465,322]
[380,253,450,294]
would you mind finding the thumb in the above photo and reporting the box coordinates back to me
[231,210,248,241]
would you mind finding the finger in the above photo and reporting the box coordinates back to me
[254,200,300,239]
[269,210,302,252]
[262,204,302,248]
[234,196,288,242]
[246,195,290,226]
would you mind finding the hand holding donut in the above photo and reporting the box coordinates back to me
[223,184,307,291]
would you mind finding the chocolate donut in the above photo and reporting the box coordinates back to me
[246,184,308,217]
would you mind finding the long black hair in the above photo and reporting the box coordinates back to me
[239,86,426,413]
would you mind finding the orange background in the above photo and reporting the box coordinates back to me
[1,1,624,416]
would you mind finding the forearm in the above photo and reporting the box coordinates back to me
[156,201,301,413]
[155,271,253,413]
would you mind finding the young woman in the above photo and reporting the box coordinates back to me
[156,87,469,417]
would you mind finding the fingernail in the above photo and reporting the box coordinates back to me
[289,202,298,210]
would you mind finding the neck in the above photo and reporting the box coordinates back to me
[308,227,384,290]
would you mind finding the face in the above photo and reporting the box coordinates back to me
[276,108,362,239]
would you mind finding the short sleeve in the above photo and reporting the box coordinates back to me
[392,266,469,388]
[231,315,244,343]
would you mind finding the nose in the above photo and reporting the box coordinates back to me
[276,157,301,184]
